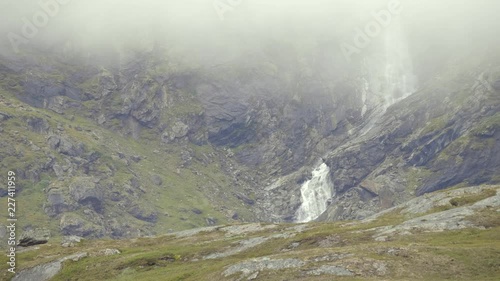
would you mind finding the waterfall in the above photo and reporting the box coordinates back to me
[294,18,417,223]
[357,16,417,136]
[381,16,417,107]
[295,163,333,223]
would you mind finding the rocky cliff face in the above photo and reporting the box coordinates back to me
[319,66,500,221]
[0,37,499,239]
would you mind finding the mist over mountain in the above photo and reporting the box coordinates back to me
[0,1,499,280]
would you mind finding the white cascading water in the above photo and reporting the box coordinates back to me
[295,17,417,223]
[357,16,417,137]
[381,16,417,107]
[362,16,417,114]
[295,163,333,223]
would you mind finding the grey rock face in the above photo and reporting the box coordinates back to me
[13,252,87,281]
[21,79,79,108]
[317,70,500,222]
[69,177,103,212]
[60,213,103,238]
[26,117,50,134]
[47,135,84,157]
[367,186,500,240]
[12,261,61,281]
[45,189,71,216]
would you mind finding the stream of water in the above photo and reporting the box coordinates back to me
[295,163,333,223]
[295,17,417,222]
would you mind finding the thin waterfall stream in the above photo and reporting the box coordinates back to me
[295,17,417,223]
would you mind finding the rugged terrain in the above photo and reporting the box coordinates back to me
[1,1,500,281]
[1,41,500,241]
[2,185,499,281]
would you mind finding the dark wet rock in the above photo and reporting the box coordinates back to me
[127,205,158,223]
[18,228,50,247]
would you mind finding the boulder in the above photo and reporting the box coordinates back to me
[18,228,50,247]
[61,235,83,247]
[127,205,158,223]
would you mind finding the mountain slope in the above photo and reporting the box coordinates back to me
[2,185,499,281]
[319,58,500,221]
[1,45,500,240]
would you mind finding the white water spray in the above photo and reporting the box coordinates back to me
[357,16,417,136]
[295,163,333,223]
[295,17,417,223]
[362,16,417,112]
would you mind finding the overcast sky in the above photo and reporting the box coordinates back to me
[0,0,499,62]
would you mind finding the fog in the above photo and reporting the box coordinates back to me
[1,0,499,68]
